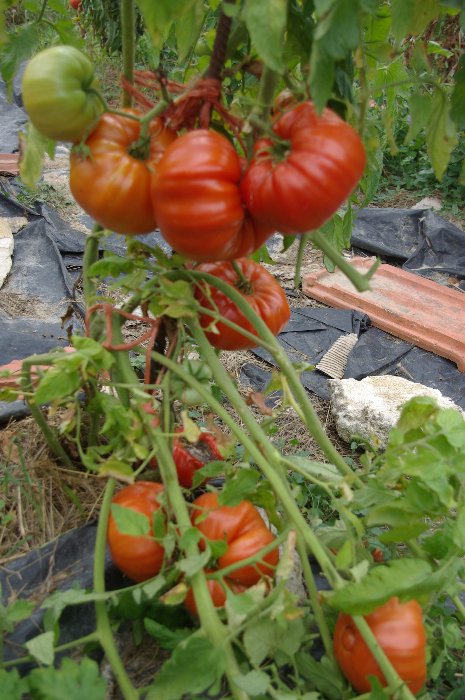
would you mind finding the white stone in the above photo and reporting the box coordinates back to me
[0,219,14,289]
[329,375,464,448]
[411,197,442,211]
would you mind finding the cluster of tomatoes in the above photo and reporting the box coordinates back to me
[106,481,280,617]
[21,45,367,350]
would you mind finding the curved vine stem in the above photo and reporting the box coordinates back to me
[309,229,380,292]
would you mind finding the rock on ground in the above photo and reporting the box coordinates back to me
[329,375,464,448]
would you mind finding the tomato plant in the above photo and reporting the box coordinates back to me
[151,129,246,262]
[191,492,279,586]
[184,575,246,617]
[22,46,103,143]
[241,101,366,235]
[70,111,176,234]
[107,481,165,582]
[195,258,291,350]
[333,597,427,694]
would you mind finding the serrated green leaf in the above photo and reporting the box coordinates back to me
[146,632,226,700]
[426,87,458,180]
[405,93,433,143]
[110,503,150,536]
[88,256,134,278]
[243,0,287,72]
[390,0,440,41]
[175,3,206,63]
[295,652,344,700]
[243,617,278,665]
[136,0,197,52]
[144,619,192,650]
[309,42,335,112]
[176,547,211,576]
[234,670,270,696]
[451,54,465,129]
[328,558,432,614]
[217,468,260,505]
[28,658,107,700]
[0,598,35,631]
[25,631,55,666]
[34,367,81,404]
[0,22,40,97]
[0,669,29,699]
[19,122,55,189]
[314,0,359,60]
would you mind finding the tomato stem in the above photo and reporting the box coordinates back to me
[352,614,418,700]
[205,0,235,82]
[309,229,381,292]
[253,65,280,120]
[93,478,139,700]
[294,233,310,288]
[120,0,135,107]
[230,259,253,294]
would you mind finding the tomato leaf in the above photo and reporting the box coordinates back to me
[328,558,436,614]
[145,632,226,700]
[28,658,107,700]
[451,55,465,129]
[309,43,335,113]
[110,504,150,537]
[0,670,29,700]
[25,631,55,666]
[144,619,192,650]
[0,22,40,97]
[314,0,360,60]
[19,122,55,189]
[234,670,270,696]
[295,652,344,700]
[176,547,211,576]
[217,468,261,506]
[135,0,197,52]
[34,368,81,405]
[243,0,287,73]
[425,87,458,180]
[390,0,440,41]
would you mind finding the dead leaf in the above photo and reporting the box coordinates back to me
[246,391,273,416]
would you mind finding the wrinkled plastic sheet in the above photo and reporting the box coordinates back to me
[351,207,465,288]
[0,71,27,153]
[241,308,465,411]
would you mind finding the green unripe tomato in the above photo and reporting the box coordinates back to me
[22,46,103,142]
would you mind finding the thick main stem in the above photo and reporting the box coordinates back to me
[205,0,234,80]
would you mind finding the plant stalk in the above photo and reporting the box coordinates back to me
[309,229,380,292]
[120,0,135,107]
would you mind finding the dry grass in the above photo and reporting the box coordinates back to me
[0,416,106,563]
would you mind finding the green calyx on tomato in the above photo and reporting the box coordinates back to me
[333,596,427,694]
[69,110,176,234]
[107,481,165,582]
[22,46,103,143]
[240,100,366,235]
[195,258,291,350]
[191,491,279,587]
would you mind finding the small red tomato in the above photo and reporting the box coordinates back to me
[191,492,279,586]
[333,597,427,694]
[107,481,165,582]
[195,258,291,350]
[70,0,81,9]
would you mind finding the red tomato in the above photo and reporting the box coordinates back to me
[151,130,273,262]
[333,597,427,694]
[240,101,366,235]
[107,481,165,582]
[184,575,246,617]
[70,111,176,234]
[191,492,279,586]
[195,258,291,350]
[172,429,223,489]
[69,0,81,9]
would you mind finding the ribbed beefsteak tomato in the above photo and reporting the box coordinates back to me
[191,492,279,586]
[151,129,272,261]
[22,46,102,143]
[70,111,176,234]
[240,101,366,235]
[195,258,290,350]
[333,597,427,694]
[107,481,165,582]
